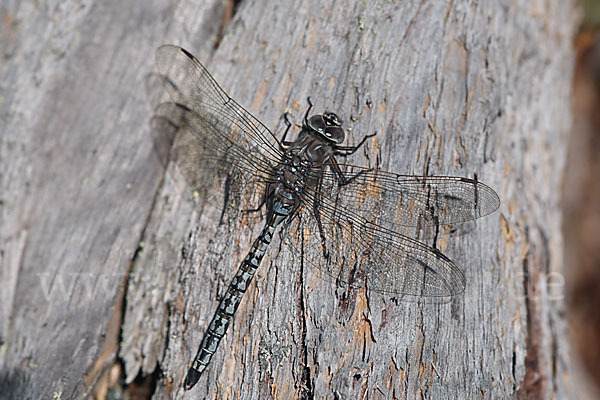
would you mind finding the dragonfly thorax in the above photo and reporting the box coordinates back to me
[277,152,309,193]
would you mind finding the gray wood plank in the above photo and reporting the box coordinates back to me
[121,0,576,399]
[0,0,224,398]
[0,0,576,399]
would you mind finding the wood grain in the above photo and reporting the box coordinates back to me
[0,0,576,399]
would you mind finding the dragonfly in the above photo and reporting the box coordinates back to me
[152,45,500,390]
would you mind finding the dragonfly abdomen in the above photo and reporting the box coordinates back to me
[184,220,280,389]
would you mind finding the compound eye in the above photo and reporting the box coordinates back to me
[308,115,326,133]
[324,126,345,144]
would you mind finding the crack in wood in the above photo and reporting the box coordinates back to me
[296,231,314,400]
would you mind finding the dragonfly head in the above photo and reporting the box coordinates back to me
[306,112,345,144]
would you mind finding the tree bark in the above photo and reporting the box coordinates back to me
[0,0,576,399]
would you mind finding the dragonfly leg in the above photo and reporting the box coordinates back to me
[339,169,371,186]
[333,132,377,156]
[303,97,314,127]
[279,112,295,147]
[280,97,314,148]
[242,196,266,213]
[328,155,372,187]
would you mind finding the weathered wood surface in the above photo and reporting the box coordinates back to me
[0,0,225,398]
[0,0,575,399]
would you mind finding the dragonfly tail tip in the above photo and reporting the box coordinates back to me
[184,368,201,390]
